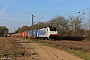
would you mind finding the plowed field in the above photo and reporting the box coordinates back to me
[0,37,84,60]
[38,40,90,52]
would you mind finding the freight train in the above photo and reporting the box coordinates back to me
[12,26,58,40]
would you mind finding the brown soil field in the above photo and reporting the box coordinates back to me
[38,40,90,53]
[0,37,83,60]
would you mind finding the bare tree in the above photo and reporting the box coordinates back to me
[68,16,83,37]
[48,16,69,36]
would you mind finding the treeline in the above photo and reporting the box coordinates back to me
[15,15,90,41]
[0,26,8,37]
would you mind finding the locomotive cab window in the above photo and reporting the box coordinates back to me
[49,27,57,31]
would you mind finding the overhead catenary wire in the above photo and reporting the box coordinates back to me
[64,7,90,18]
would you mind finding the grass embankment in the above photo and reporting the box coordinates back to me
[16,37,90,60]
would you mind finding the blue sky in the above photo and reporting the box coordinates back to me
[0,0,90,33]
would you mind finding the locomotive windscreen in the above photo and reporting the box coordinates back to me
[49,27,57,31]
